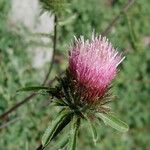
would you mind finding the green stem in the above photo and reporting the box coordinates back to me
[43,15,58,85]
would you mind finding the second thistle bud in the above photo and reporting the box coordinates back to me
[39,0,68,16]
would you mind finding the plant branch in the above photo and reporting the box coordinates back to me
[0,15,58,120]
[0,117,20,130]
[43,15,58,85]
[0,93,36,120]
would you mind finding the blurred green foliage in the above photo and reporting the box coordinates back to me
[0,0,150,149]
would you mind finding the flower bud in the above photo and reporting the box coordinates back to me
[40,0,68,16]
[68,35,124,103]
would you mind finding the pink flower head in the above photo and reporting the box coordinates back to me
[69,35,124,101]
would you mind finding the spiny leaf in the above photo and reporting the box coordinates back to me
[96,113,129,132]
[42,110,73,148]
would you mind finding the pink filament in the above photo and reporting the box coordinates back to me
[69,35,124,101]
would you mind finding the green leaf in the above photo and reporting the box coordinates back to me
[85,116,98,145]
[42,110,73,148]
[53,100,67,107]
[50,132,69,150]
[96,113,129,132]
[68,117,80,150]
[17,86,49,92]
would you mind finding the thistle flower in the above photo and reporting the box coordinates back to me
[69,35,125,102]
[20,34,128,150]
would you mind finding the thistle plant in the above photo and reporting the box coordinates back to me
[18,1,129,150]
[20,34,128,150]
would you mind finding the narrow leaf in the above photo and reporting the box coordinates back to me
[51,132,69,150]
[53,100,67,107]
[68,117,80,150]
[17,86,49,92]
[42,110,73,148]
[86,116,98,144]
[96,113,129,132]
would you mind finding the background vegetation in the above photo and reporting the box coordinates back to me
[0,0,150,149]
